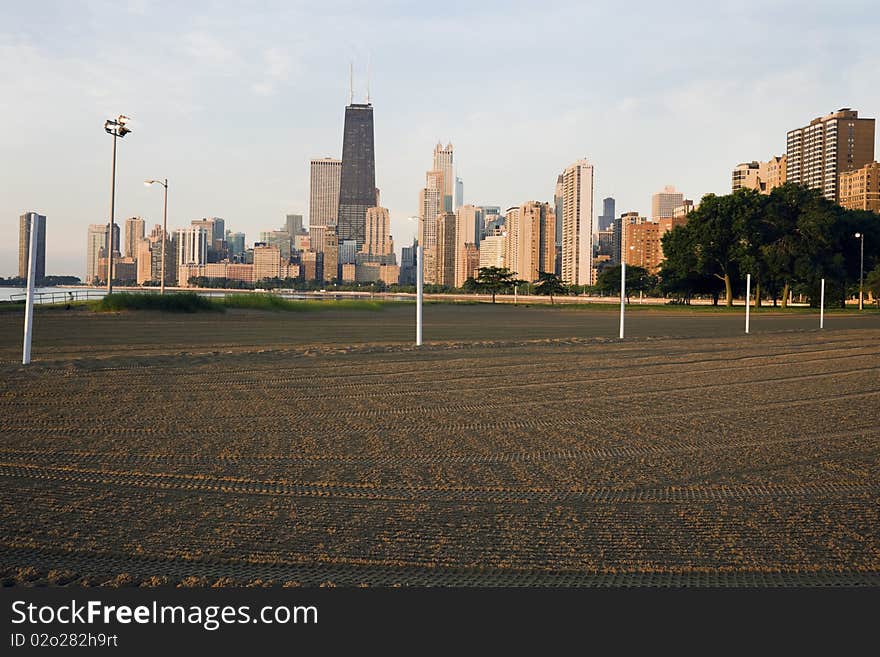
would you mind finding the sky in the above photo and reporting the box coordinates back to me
[1,0,878,278]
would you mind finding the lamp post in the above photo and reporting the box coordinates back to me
[854,232,864,311]
[619,245,634,339]
[103,115,132,294]
[145,178,169,294]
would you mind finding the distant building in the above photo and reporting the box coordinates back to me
[786,108,875,202]
[337,102,376,249]
[177,227,208,267]
[363,207,394,256]
[299,250,319,281]
[123,216,145,261]
[433,142,454,212]
[259,230,292,261]
[505,201,555,282]
[86,223,118,284]
[732,157,787,194]
[399,239,418,286]
[322,230,339,282]
[435,212,457,287]
[285,214,304,237]
[561,160,594,286]
[339,239,358,265]
[454,176,464,211]
[227,231,246,258]
[479,234,507,270]
[454,205,481,287]
[418,168,445,253]
[18,212,46,281]
[598,197,615,231]
[651,186,684,220]
[309,158,341,228]
[839,161,880,212]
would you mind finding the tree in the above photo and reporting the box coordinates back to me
[659,226,723,304]
[471,266,518,303]
[866,264,880,308]
[534,271,566,304]
[595,265,653,303]
[688,193,746,306]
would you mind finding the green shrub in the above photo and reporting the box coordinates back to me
[92,292,220,313]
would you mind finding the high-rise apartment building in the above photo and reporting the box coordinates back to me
[433,142,454,212]
[479,234,507,270]
[435,212,457,287]
[86,223,118,284]
[337,103,376,248]
[363,207,394,256]
[651,186,684,220]
[253,244,283,281]
[505,201,555,282]
[786,108,875,202]
[18,212,46,281]
[177,227,208,267]
[123,217,145,259]
[839,161,880,213]
[399,240,418,286]
[418,169,444,251]
[454,205,480,287]
[561,160,594,286]
[732,156,787,194]
[309,158,342,227]
[598,197,616,231]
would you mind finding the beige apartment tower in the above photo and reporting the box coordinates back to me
[363,207,394,256]
[505,201,555,283]
[786,108,875,202]
[839,161,880,213]
[123,216,145,259]
[732,156,787,193]
[561,160,594,286]
[454,205,479,287]
[309,157,342,227]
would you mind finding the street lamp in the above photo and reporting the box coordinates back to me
[854,232,864,311]
[145,178,169,294]
[104,115,132,294]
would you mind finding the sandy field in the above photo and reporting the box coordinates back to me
[1,305,878,586]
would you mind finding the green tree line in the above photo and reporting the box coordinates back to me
[660,184,879,307]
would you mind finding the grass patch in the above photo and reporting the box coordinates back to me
[221,294,384,312]
[92,292,220,313]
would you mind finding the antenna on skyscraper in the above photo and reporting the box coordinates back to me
[349,61,353,105]
[366,54,371,104]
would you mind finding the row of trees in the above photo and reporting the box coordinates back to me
[660,184,879,307]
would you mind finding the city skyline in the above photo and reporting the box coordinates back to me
[2,2,880,278]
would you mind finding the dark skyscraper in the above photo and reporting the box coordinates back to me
[337,103,376,248]
[598,196,616,231]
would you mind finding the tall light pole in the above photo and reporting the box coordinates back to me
[145,178,169,294]
[619,245,634,339]
[104,115,132,294]
[854,232,864,311]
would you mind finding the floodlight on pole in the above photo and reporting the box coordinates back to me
[103,114,132,294]
[145,178,169,294]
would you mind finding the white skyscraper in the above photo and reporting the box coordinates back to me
[561,159,594,286]
[433,142,454,212]
[310,157,342,227]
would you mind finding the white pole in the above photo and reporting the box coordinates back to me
[22,214,39,365]
[514,284,518,305]
[619,260,626,339]
[416,245,423,346]
[820,278,825,329]
[745,273,751,334]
